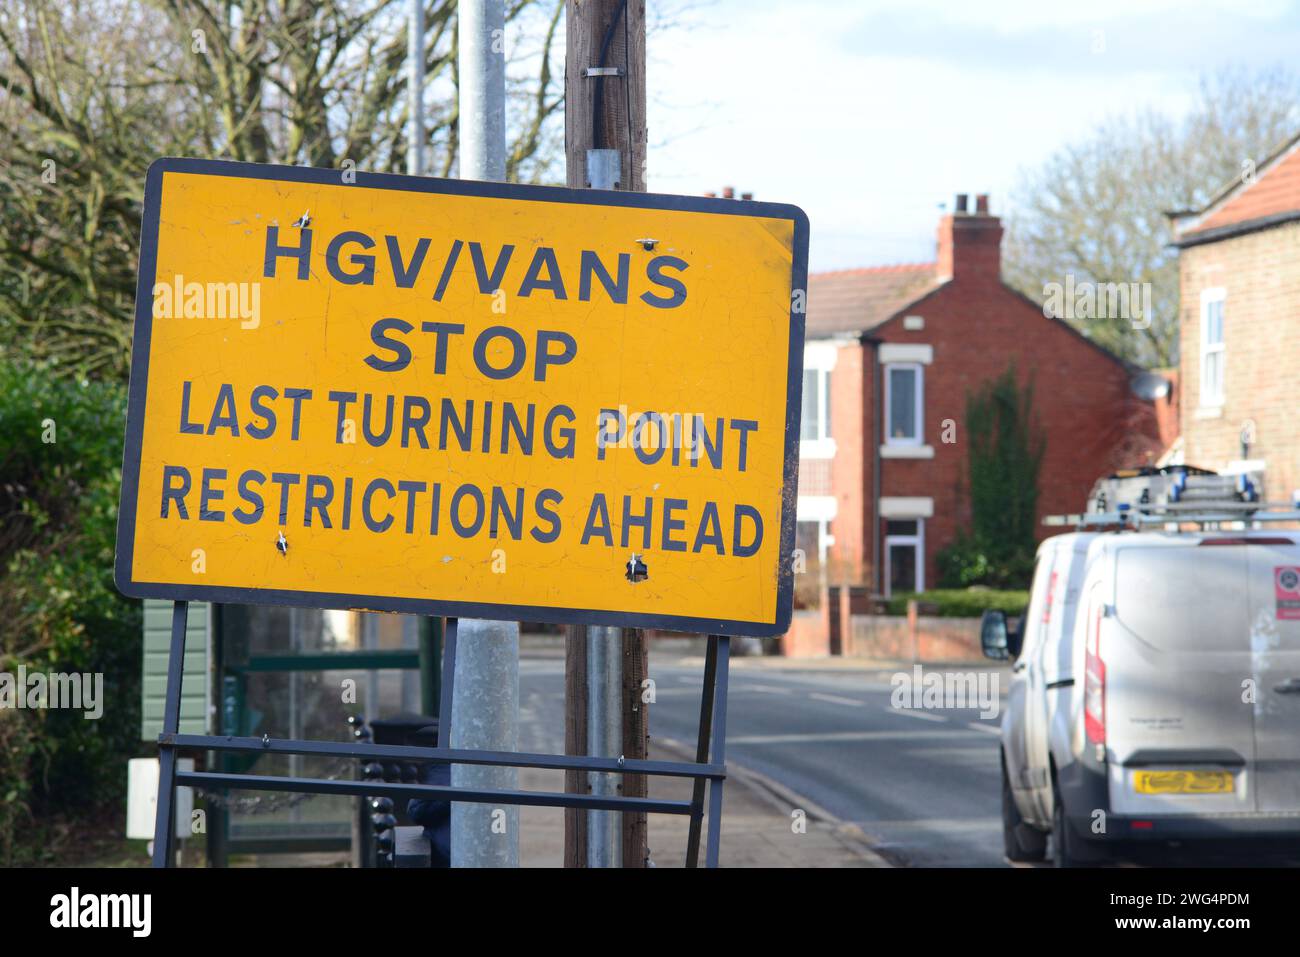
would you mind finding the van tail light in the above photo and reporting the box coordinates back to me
[1084,604,1106,745]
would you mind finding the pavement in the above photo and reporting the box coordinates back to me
[518,737,889,868]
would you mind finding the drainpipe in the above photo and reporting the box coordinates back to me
[865,334,882,595]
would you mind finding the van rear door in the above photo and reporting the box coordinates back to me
[1107,542,1256,816]
[1245,539,1300,813]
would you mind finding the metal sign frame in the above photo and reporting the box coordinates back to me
[152,602,733,868]
[124,161,810,867]
[116,158,808,639]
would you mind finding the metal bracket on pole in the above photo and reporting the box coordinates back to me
[586,149,622,190]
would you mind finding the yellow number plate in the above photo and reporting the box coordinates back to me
[1133,770,1234,794]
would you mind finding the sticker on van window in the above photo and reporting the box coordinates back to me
[1275,567,1300,620]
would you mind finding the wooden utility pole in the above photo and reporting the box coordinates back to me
[562,0,648,868]
[564,0,646,191]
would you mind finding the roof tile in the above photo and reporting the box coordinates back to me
[806,263,942,336]
[1183,138,1300,239]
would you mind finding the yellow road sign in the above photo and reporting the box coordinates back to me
[116,159,808,636]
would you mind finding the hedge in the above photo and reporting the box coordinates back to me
[883,588,1030,619]
[0,358,141,864]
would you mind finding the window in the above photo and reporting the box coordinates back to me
[885,363,923,445]
[801,367,832,442]
[885,518,924,596]
[796,520,821,560]
[796,519,832,565]
[1200,288,1225,407]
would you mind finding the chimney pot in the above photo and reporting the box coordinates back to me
[741,191,753,201]
[937,195,1002,281]
[704,190,717,198]
[722,186,735,199]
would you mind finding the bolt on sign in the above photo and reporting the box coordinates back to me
[115,159,808,637]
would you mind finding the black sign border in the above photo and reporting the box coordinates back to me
[115,158,808,638]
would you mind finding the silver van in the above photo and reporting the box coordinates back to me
[983,526,1300,865]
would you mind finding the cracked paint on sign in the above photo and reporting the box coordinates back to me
[115,159,807,637]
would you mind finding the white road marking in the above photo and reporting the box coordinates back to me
[862,818,1001,833]
[966,722,1002,735]
[740,684,790,695]
[810,692,863,707]
[909,747,1000,760]
[884,707,948,723]
[727,730,976,745]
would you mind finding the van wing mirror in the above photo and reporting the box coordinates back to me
[980,609,1010,660]
[1007,616,1024,659]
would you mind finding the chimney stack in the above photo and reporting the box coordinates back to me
[937,192,1002,281]
[722,186,735,199]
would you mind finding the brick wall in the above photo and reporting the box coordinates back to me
[846,614,986,663]
[1179,222,1300,500]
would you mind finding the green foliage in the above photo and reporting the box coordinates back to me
[883,588,1030,619]
[937,364,1044,591]
[935,532,992,588]
[0,358,141,864]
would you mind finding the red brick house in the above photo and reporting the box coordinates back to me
[1169,133,1300,500]
[798,194,1166,604]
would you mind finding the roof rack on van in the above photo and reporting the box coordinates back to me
[1045,464,1300,530]
[1044,502,1300,530]
[1086,464,1264,514]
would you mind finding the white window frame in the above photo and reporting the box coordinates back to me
[800,342,838,458]
[802,367,832,441]
[1199,287,1226,408]
[884,362,924,446]
[884,518,925,597]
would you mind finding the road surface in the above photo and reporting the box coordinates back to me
[519,644,1007,867]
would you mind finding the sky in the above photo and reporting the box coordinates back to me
[643,0,1300,272]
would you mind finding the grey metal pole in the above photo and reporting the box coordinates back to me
[407,0,425,176]
[458,0,506,182]
[450,620,518,867]
[450,0,518,869]
[585,626,622,867]
[581,74,624,872]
